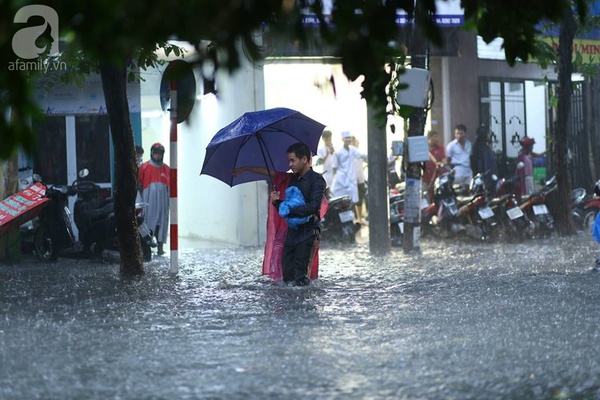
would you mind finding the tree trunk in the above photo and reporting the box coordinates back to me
[367,104,390,255]
[0,153,20,264]
[553,6,576,236]
[99,63,144,276]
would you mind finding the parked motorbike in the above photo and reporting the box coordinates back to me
[579,181,600,231]
[421,169,461,238]
[33,178,79,261]
[581,180,600,232]
[489,162,535,241]
[570,185,599,231]
[388,184,430,247]
[320,194,360,244]
[34,169,155,262]
[517,175,557,238]
[454,171,500,241]
[389,190,404,247]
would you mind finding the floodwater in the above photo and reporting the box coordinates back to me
[2,230,600,400]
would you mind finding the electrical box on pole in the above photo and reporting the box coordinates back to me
[396,68,430,108]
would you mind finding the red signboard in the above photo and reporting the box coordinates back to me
[0,182,49,238]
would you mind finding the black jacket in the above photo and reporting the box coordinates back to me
[274,168,326,246]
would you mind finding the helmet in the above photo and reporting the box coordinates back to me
[151,142,165,154]
[520,137,535,148]
[594,180,600,197]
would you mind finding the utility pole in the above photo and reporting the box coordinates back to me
[402,1,428,253]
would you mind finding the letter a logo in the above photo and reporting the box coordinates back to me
[12,5,59,59]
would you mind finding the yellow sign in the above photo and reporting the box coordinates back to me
[541,36,600,64]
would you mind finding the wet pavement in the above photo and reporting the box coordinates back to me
[2,229,600,400]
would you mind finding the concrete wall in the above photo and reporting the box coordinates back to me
[140,55,268,247]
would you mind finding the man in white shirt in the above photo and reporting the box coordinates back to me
[331,131,367,204]
[445,124,473,187]
[315,129,335,194]
[352,136,368,225]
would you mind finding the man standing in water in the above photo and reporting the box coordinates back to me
[234,143,326,286]
[139,143,170,256]
[271,143,325,286]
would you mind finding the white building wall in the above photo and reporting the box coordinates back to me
[140,55,268,247]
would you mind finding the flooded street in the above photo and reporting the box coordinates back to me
[2,231,600,399]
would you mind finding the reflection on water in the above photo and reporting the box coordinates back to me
[2,235,600,399]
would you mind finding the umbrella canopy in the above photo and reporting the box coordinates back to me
[200,108,326,187]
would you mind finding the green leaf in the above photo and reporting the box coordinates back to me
[398,105,414,119]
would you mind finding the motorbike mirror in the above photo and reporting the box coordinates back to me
[516,161,525,170]
[491,174,498,181]
[78,169,90,179]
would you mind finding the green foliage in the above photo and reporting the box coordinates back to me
[0,0,588,159]
[461,0,578,65]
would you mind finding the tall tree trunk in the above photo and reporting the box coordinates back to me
[554,6,576,236]
[99,62,144,276]
[367,104,390,255]
[0,153,20,264]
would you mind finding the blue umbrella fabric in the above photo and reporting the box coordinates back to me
[200,108,326,187]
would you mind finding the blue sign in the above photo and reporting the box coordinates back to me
[301,0,464,27]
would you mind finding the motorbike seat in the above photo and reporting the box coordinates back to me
[327,195,352,204]
[76,180,100,197]
[456,194,475,206]
[489,194,511,207]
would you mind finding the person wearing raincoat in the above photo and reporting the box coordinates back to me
[139,142,170,256]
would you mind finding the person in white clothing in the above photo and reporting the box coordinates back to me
[315,129,335,195]
[331,131,367,204]
[352,136,368,225]
[445,124,473,187]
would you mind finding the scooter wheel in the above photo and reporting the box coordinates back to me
[34,225,57,262]
[582,209,599,231]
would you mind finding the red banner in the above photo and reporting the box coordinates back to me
[0,182,49,238]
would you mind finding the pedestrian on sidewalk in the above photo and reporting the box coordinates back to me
[138,143,170,256]
[471,125,498,195]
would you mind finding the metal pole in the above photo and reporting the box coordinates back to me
[169,78,178,274]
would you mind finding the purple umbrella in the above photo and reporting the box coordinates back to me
[200,108,326,187]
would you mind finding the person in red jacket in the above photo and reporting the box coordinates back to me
[139,143,170,256]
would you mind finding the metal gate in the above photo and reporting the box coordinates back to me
[548,81,592,190]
